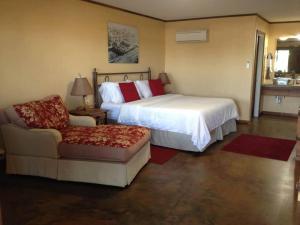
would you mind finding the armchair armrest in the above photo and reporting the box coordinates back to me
[69,115,96,127]
[1,124,60,158]
[30,128,62,143]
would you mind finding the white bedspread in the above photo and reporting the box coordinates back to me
[117,94,239,150]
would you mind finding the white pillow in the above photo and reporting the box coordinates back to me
[99,82,124,103]
[133,82,143,98]
[135,80,153,98]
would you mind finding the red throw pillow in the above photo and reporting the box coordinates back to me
[119,82,140,102]
[13,95,69,129]
[149,79,165,96]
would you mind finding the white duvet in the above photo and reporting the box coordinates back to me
[117,94,239,150]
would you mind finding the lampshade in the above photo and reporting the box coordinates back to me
[159,72,171,85]
[71,77,93,96]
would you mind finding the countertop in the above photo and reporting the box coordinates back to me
[262,84,300,88]
[262,84,300,97]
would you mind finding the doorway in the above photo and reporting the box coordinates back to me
[252,30,265,118]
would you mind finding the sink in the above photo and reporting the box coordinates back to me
[273,77,295,86]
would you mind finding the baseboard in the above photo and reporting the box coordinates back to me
[261,111,298,118]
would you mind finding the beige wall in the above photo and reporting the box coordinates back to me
[0,0,165,109]
[1,0,298,119]
[165,16,258,120]
[164,17,299,120]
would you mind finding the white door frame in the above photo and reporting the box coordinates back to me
[253,31,265,118]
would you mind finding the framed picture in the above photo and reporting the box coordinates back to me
[108,22,139,63]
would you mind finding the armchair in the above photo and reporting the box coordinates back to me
[1,95,150,187]
[1,113,97,179]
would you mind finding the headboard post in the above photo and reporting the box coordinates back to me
[148,67,151,80]
[93,68,99,108]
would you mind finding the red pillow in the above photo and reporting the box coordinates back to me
[119,82,140,102]
[13,95,69,129]
[149,79,165,96]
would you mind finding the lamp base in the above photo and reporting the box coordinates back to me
[82,95,88,111]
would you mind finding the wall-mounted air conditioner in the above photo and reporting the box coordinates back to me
[176,30,208,43]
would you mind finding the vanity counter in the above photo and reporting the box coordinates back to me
[262,84,300,97]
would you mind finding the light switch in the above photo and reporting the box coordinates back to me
[246,61,251,69]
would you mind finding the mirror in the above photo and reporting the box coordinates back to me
[274,37,300,78]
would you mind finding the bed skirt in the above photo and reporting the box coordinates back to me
[150,119,236,152]
[108,119,237,152]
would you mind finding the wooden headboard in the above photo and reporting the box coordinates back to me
[92,67,151,108]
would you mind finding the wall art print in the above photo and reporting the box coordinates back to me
[108,22,139,63]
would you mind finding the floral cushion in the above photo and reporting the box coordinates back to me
[60,125,150,149]
[13,95,69,129]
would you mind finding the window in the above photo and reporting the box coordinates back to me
[275,50,289,72]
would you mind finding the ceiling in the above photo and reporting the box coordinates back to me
[92,0,300,22]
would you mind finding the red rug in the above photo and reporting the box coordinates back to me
[222,134,296,161]
[150,145,178,164]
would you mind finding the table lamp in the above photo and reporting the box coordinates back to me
[159,72,170,85]
[71,75,93,110]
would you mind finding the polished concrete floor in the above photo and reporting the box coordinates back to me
[0,115,299,225]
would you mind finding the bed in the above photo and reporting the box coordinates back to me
[93,68,239,152]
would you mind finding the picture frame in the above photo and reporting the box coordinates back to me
[108,22,139,63]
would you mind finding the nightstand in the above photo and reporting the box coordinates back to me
[69,108,107,125]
